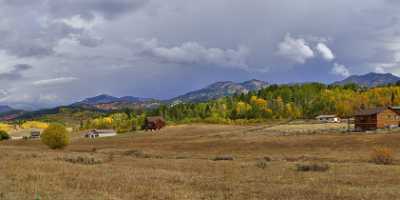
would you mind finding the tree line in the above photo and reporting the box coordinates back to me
[74,83,400,130]
[149,83,400,123]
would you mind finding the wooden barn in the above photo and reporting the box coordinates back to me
[143,116,166,131]
[354,107,400,131]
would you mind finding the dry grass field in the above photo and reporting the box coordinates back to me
[1,124,400,199]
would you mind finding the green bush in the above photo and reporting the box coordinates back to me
[41,124,70,149]
[0,130,10,140]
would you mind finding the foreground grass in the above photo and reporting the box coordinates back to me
[1,124,400,199]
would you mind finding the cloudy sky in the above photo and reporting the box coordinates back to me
[1,0,400,109]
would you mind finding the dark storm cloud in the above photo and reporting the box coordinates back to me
[0,64,32,80]
[47,0,150,20]
[0,0,149,58]
[0,22,82,57]
[132,38,249,69]
[76,34,104,47]
[1,0,400,109]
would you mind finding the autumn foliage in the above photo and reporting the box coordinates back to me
[151,83,400,122]
[21,121,49,130]
[41,124,70,149]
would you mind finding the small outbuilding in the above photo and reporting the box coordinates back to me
[315,115,341,123]
[354,107,400,131]
[85,129,117,138]
[30,129,42,139]
[143,116,166,131]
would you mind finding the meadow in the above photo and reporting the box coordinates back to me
[1,123,400,199]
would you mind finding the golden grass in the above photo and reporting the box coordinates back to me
[0,124,400,199]
[371,147,395,165]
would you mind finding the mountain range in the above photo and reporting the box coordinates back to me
[73,79,269,110]
[1,73,400,120]
[0,105,13,114]
[333,72,400,87]
[77,95,156,106]
[169,79,269,103]
[73,73,400,110]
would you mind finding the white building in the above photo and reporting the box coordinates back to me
[315,115,341,123]
[85,129,117,138]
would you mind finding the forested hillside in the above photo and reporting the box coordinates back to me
[9,83,400,131]
[151,83,400,122]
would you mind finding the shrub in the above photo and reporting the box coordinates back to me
[263,156,272,162]
[62,154,103,165]
[212,155,234,161]
[0,130,10,141]
[370,147,394,165]
[123,149,162,159]
[295,163,330,172]
[255,160,268,169]
[41,124,70,149]
[123,149,146,158]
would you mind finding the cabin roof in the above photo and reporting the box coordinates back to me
[95,129,115,132]
[315,115,337,118]
[146,116,165,122]
[87,129,116,134]
[390,106,400,110]
[354,107,388,116]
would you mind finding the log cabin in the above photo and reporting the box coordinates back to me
[354,107,400,131]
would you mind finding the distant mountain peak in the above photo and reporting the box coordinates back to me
[333,72,400,87]
[71,79,268,109]
[170,79,268,103]
[0,105,14,114]
[243,78,263,83]
[207,81,235,88]
[81,94,119,105]
[73,94,160,111]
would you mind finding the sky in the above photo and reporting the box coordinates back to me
[1,0,400,109]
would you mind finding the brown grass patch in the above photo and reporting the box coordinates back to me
[0,124,400,199]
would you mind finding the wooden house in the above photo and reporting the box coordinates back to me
[354,107,400,131]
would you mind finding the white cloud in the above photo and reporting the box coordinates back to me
[0,0,399,108]
[316,43,335,61]
[331,63,350,77]
[375,66,385,73]
[33,77,78,86]
[133,38,250,69]
[58,14,104,30]
[0,89,8,98]
[369,63,397,74]
[277,33,314,64]
[39,94,59,101]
